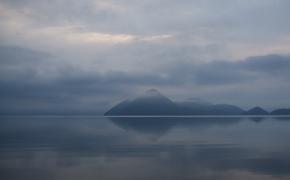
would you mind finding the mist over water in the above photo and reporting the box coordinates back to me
[0,116,290,180]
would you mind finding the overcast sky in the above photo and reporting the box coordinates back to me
[0,0,290,114]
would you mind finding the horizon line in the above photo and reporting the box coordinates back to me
[1,115,290,118]
[104,115,290,118]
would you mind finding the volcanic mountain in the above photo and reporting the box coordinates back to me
[104,89,179,115]
[104,89,245,116]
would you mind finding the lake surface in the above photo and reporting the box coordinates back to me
[0,116,290,180]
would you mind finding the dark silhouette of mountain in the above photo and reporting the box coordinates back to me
[105,89,247,116]
[177,100,244,115]
[177,99,213,115]
[271,109,290,115]
[243,107,269,115]
[105,89,290,116]
[104,89,179,115]
[207,104,244,115]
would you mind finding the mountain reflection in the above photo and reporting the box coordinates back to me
[108,116,244,134]
[0,116,290,180]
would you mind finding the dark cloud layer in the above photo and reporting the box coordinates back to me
[173,54,290,84]
[0,45,290,114]
[0,0,290,114]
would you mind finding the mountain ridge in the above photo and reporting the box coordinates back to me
[104,89,289,116]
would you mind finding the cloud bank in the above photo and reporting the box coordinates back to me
[0,0,290,114]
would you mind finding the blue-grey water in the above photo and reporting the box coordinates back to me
[0,116,290,180]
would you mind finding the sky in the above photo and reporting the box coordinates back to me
[0,0,290,114]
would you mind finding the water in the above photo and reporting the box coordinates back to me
[0,116,290,180]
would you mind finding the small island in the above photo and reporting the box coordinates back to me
[105,89,290,116]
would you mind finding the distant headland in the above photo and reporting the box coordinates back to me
[104,89,290,116]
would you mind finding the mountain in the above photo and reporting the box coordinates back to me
[177,101,244,115]
[243,107,269,115]
[207,104,244,115]
[177,99,213,115]
[271,109,290,115]
[105,89,247,116]
[104,89,179,115]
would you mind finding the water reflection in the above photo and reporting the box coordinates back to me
[0,116,290,180]
[109,117,244,134]
[248,117,267,122]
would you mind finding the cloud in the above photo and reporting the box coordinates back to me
[1,0,290,59]
[1,0,290,113]
[0,45,290,114]
[243,54,290,76]
[166,54,290,85]
[0,46,50,64]
[40,27,136,44]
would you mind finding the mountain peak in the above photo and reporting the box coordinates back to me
[244,106,269,115]
[252,106,264,110]
[145,89,162,96]
[105,89,178,115]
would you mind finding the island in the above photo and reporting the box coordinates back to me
[104,89,290,116]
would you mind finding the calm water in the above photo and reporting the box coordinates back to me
[0,116,290,180]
